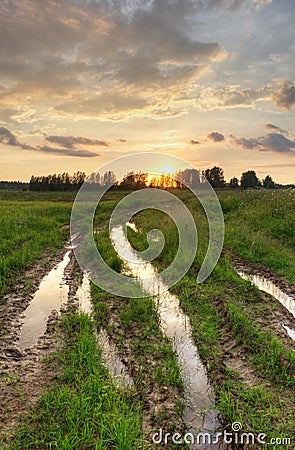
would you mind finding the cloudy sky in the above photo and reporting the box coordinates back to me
[0,0,294,183]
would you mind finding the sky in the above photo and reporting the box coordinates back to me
[0,0,295,183]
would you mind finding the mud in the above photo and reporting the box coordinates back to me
[0,311,59,442]
[74,272,133,387]
[18,251,72,350]
[0,245,72,355]
[0,246,78,442]
[95,295,187,445]
[0,237,135,443]
[230,254,295,299]
[231,254,295,345]
[111,225,222,449]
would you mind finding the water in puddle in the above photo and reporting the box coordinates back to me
[111,225,221,448]
[74,272,133,387]
[237,271,295,342]
[18,251,71,350]
[97,329,133,387]
[283,325,295,341]
[127,221,138,233]
[75,272,93,315]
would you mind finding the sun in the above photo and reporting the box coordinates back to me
[159,166,175,175]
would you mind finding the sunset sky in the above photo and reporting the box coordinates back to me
[0,0,294,183]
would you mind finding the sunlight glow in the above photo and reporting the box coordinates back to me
[159,166,175,175]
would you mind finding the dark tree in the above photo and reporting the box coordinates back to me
[203,166,226,188]
[263,175,276,189]
[119,171,148,190]
[176,169,201,188]
[229,177,239,189]
[149,177,159,188]
[102,171,117,187]
[0,181,28,190]
[240,170,260,189]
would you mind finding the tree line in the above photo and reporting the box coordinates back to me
[116,167,293,190]
[0,167,293,191]
[0,181,29,190]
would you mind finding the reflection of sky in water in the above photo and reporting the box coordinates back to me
[238,271,295,342]
[75,272,92,315]
[75,272,132,387]
[18,251,71,350]
[111,225,221,447]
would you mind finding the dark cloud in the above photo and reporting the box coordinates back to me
[0,126,20,146]
[231,130,295,154]
[116,138,127,143]
[38,146,99,158]
[0,126,99,157]
[272,81,295,110]
[264,123,287,134]
[190,139,201,145]
[45,135,110,149]
[0,0,222,108]
[0,126,34,150]
[207,131,225,142]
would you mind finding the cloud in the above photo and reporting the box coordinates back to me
[271,81,295,110]
[56,92,148,119]
[0,0,226,122]
[196,85,271,110]
[195,81,295,112]
[190,139,201,145]
[45,135,110,148]
[38,146,99,158]
[204,0,272,10]
[264,123,287,134]
[207,132,225,142]
[0,126,21,146]
[231,128,295,154]
[116,138,127,143]
[0,126,99,157]
[0,126,34,150]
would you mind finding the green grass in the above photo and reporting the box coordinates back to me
[8,311,143,450]
[0,200,72,297]
[128,191,295,446]
[219,189,295,284]
[1,189,294,449]
[0,190,127,297]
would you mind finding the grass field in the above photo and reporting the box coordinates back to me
[0,189,294,449]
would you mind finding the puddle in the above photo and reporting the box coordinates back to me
[283,325,295,341]
[97,329,133,387]
[127,222,138,233]
[237,271,295,342]
[111,225,221,448]
[18,251,71,350]
[74,272,133,387]
[75,272,93,315]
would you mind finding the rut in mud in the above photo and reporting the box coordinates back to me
[0,240,140,445]
[232,255,295,343]
[111,224,222,449]
[76,272,133,387]
[0,245,78,441]
[1,225,295,448]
